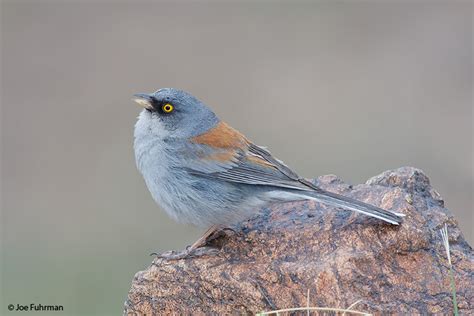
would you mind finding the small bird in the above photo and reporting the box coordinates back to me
[133,88,403,257]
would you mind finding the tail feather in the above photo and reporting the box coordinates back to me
[298,189,404,225]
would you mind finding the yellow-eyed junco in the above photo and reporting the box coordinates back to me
[133,88,404,257]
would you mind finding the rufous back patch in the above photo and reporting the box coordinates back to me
[205,151,237,162]
[191,122,248,149]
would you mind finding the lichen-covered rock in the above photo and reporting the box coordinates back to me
[124,167,473,315]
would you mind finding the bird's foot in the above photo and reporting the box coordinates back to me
[150,226,234,261]
[151,246,218,261]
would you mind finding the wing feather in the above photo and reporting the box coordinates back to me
[184,140,310,191]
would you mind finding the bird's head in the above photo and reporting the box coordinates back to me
[133,88,220,139]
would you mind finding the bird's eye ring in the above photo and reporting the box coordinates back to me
[162,103,174,113]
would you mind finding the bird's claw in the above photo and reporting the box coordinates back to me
[150,247,219,261]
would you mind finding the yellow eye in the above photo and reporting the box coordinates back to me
[162,103,174,113]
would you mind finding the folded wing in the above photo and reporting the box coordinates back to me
[181,121,403,225]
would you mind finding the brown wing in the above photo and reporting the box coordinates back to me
[186,122,312,191]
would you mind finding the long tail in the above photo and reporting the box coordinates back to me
[293,188,404,225]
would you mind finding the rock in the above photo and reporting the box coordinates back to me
[124,167,473,314]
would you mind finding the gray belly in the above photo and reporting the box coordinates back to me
[144,166,266,227]
[135,138,266,227]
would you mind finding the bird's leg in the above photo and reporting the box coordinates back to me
[188,225,220,251]
[153,225,221,261]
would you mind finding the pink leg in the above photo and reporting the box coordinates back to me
[154,225,221,260]
[188,225,220,251]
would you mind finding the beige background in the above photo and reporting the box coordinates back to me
[1,1,472,315]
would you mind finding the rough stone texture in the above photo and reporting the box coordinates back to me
[124,167,473,315]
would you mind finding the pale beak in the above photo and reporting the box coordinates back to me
[133,93,154,110]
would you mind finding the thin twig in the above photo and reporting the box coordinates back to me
[440,224,459,316]
[257,306,371,315]
[306,289,310,316]
[343,300,363,315]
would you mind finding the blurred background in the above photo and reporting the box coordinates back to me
[1,1,472,315]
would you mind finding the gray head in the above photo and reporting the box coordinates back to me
[133,88,220,139]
